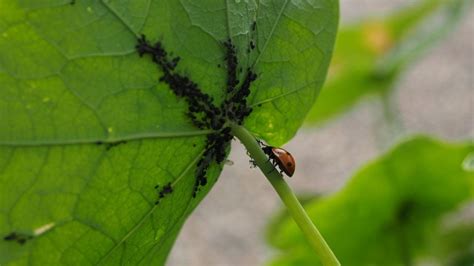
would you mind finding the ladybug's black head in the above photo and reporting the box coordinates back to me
[262,145,273,156]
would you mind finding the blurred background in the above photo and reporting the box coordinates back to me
[168,0,473,265]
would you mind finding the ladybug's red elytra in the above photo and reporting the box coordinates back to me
[259,141,296,177]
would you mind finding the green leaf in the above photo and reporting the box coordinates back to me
[430,206,474,266]
[266,137,474,265]
[305,0,469,125]
[0,0,338,264]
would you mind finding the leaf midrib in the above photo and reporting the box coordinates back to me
[251,0,290,68]
[0,130,214,146]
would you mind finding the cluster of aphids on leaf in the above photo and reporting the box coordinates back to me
[136,33,257,202]
[3,232,32,245]
[154,182,173,202]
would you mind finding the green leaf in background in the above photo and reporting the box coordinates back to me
[0,0,338,264]
[305,0,470,125]
[266,137,474,265]
[430,205,474,266]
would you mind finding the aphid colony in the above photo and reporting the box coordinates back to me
[136,21,296,203]
[136,35,257,201]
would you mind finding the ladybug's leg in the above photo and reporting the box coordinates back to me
[266,160,279,174]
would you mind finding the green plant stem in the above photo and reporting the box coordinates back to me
[230,123,340,266]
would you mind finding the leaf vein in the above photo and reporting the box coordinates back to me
[252,0,290,68]
[96,149,205,264]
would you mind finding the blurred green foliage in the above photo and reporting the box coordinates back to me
[270,1,473,265]
[305,0,470,125]
[432,215,474,265]
[266,137,474,265]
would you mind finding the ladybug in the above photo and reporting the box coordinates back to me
[258,140,296,177]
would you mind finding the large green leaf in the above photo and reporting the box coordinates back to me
[305,0,469,125]
[266,137,474,265]
[0,0,338,265]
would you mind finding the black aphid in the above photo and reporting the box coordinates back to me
[251,21,257,31]
[95,140,127,151]
[250,41,256,50]
[3,232,32,245]
[159,182,173,198]
[154,182,174,205]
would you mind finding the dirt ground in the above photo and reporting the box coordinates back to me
[168,1,474,265]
